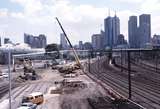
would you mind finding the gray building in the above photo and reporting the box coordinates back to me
[128,16,139,48]
[92,34,102,50]
[117,34,127,45]
[24,33,47,48]
[152,34,160,45]
[104,15,120,48]
[112,15,120,46]
[60,33,68,50]
[100,30,105,48]
[39,34,47,48]
[0,37,1,46]
[83,42,92,50]
[139,14,151,47]
[79,41,83,50]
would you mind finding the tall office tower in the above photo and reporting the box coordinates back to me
[112,15,120,46]
[100,30,105,48]
[139,14,151,47]
[91,34,102,50]
[128,16,139,48]
[39,34,47,48]
[0,37,1,46]
[24,33,33,48]
[104,14,120,48]
[79,41,83,50]
[104,16,113,48]
[60,33,68,50]
[24,33,47,48]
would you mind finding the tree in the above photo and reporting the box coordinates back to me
[45,43,60,59]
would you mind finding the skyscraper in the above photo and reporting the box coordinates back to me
[39,34,47,48]
[79,41,83,50]
[104,15,120,48]
[112,15,120,46]
[128,16,139,48]
[60,33,68,50]
[0,37,1,46]
[91,34,102,50]
[104,16,113,48]
[139,14,151,47]
[24,33,47,48]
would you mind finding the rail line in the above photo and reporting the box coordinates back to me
[88,57,160,109]
[115,58,160,88]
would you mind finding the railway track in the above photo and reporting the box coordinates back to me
[131,59,160,75]
[114,58,160,88]
[0,82,18,99]
[89,57,160,109]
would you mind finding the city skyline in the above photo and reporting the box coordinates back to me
[0,0,160,45]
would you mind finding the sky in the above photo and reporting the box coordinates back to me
[0,0,160,45]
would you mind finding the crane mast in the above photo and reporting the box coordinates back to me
[55,17,81,66]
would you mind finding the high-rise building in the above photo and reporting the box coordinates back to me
[24,33,47,48]
[83,42,92,50]
[79,41,83,50]
[39,34,47,48]
[104,15,120,48]
[139,14,151,47]
[152,34,160,45]
[100,30,105,48]
[0,37,1,46]
[60,33,68,50]
[91,34,102,50]
[112,15,120,46]
[128,16,139,48]
[104,16,113,48]
[117,34,127,45]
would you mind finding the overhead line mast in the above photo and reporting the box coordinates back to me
[55,17,81,66]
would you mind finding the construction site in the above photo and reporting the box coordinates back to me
[0,18,160,109]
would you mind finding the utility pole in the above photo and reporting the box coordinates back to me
[8,50,12,109]
[127,51,131,99]
[88,51,91,73]
[121,49,123,72]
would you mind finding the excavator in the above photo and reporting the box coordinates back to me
[14,58,37,80]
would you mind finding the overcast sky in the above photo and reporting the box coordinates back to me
[0,0,160,45]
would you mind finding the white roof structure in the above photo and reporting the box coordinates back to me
[0,43,44,53]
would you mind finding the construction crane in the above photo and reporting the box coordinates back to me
[55,17,81,67]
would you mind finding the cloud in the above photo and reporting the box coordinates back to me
[140,0,160,13]
[0,0,159,45]
[0,8,8,17]
[118,0,143,3]
[2,0,110,44]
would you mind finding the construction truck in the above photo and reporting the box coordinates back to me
[21,59,37,80]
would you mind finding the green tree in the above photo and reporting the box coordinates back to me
[45,43,60,59]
